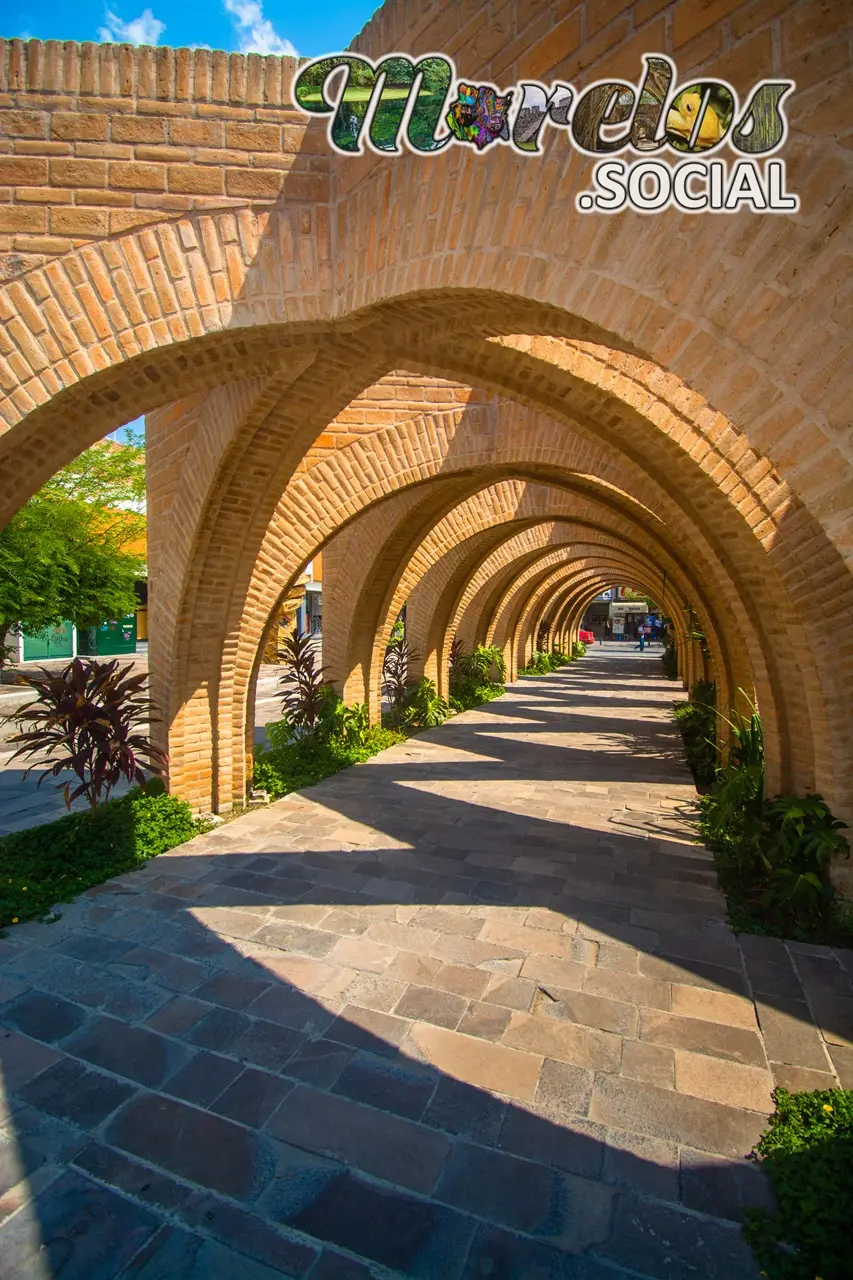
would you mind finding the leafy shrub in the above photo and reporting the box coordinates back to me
[6,657,167,810]
[252,725,404,801]
[462,644,506,684]
[403,677,450,729]
[275,628,330,740]
[550,648,571,666]
[448,682,504,713]
[519,650,557,675]
[673,680,717,790]
[696,698,852,942]
[571,641,587,658]
[447,642,506,712]
[382,635,415,720]
[744,1086,853,1280]
[0,785,206,929]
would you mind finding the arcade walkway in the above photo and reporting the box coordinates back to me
[1,651,851,1278]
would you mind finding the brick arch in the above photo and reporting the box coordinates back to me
[0,232,841,781]
[233,382,791,750]
[0,263,846,816]
[212,373,829,814]
[484,545,697,679]
[264,447,741,735]
[390,505,730,713]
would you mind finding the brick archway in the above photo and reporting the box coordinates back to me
[0,8,850,827]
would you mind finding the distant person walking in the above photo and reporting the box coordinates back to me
[634,626,646,652]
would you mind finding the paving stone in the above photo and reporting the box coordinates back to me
[669,984,758,1030]
[638,1010,766,1066]
[16,1056,136,1128]
[253,922,339,958]
[212,1067,294,1127]
[483,975,537,1010]
[582,968,672,1010]
[601,1128,680,1201]
[457,1000,513,1042]
[394,983,468,1029]
[589,1075,767,1160]
[267,1084,451,1194]
[502,1010,622,1072]
[680,1147,776,1223]
[827,1043,853,1087]
[0,990,88,1043]
[190,970,272,1009]
[0,1166,160,1279]
[770,1062,837,1092]
[461,1223,627,1279]
[597,1192,762,1278]
[385,951,444,986]
[63,1015,194,1087]
[227,1017,305,1071]
[284,1038,354,1089]
[309,1248,381,1279]
[105,1092,275,1201]
[430,962,492,999]
[119,1224,299,1280]
[75,1141,319,1276]
[620,1040,675,1089]
[421,1074,508,1144]
[673,1050,774,1113]
[73,1141,198,1217]
[535,985,639,1037]
[144,994,210,1037]
[519,953,586,990]
[182,1005,251,1052]
[754,997,830,1069]
[282,1169,476,1279]
[56,934,134,965]
[498,1105,605,1179]
[332,1050,438,1121]
[325,1005,410,1057]
[435,1141,614,1251]
[164,1050,245,1106]
[406,1021,543,1101]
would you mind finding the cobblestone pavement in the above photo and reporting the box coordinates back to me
[1,649,852,1278]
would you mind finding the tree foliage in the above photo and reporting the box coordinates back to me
[0,430,146,651]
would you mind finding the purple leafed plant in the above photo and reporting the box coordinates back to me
[6,657,168,810]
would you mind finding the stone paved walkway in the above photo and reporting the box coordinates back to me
[1,649,852,1278]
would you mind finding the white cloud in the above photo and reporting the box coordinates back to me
[223,0,297,56]
[98,9,166,46]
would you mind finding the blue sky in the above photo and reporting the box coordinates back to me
[8,1,380,58]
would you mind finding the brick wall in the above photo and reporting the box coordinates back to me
[0,40,327,273]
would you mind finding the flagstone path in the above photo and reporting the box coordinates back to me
[1,649,851,1278]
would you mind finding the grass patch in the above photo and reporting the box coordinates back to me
[744,1086,853,1280]
[252,725,406,802]
[449,682,505,713]
[0,785,209,930]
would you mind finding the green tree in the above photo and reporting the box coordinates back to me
[0,429,146,665]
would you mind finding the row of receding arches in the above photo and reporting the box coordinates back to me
[128,318,845,827]
[1,221,850,832]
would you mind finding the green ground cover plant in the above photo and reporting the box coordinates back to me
[744,1086,853,1280]
[518,645,579,675]
[683,694,853,943]
[0,784,207,929]
[672,679,717,790]
[448,641,506,711]
[0,655,208,930]
[252,724,405,801]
